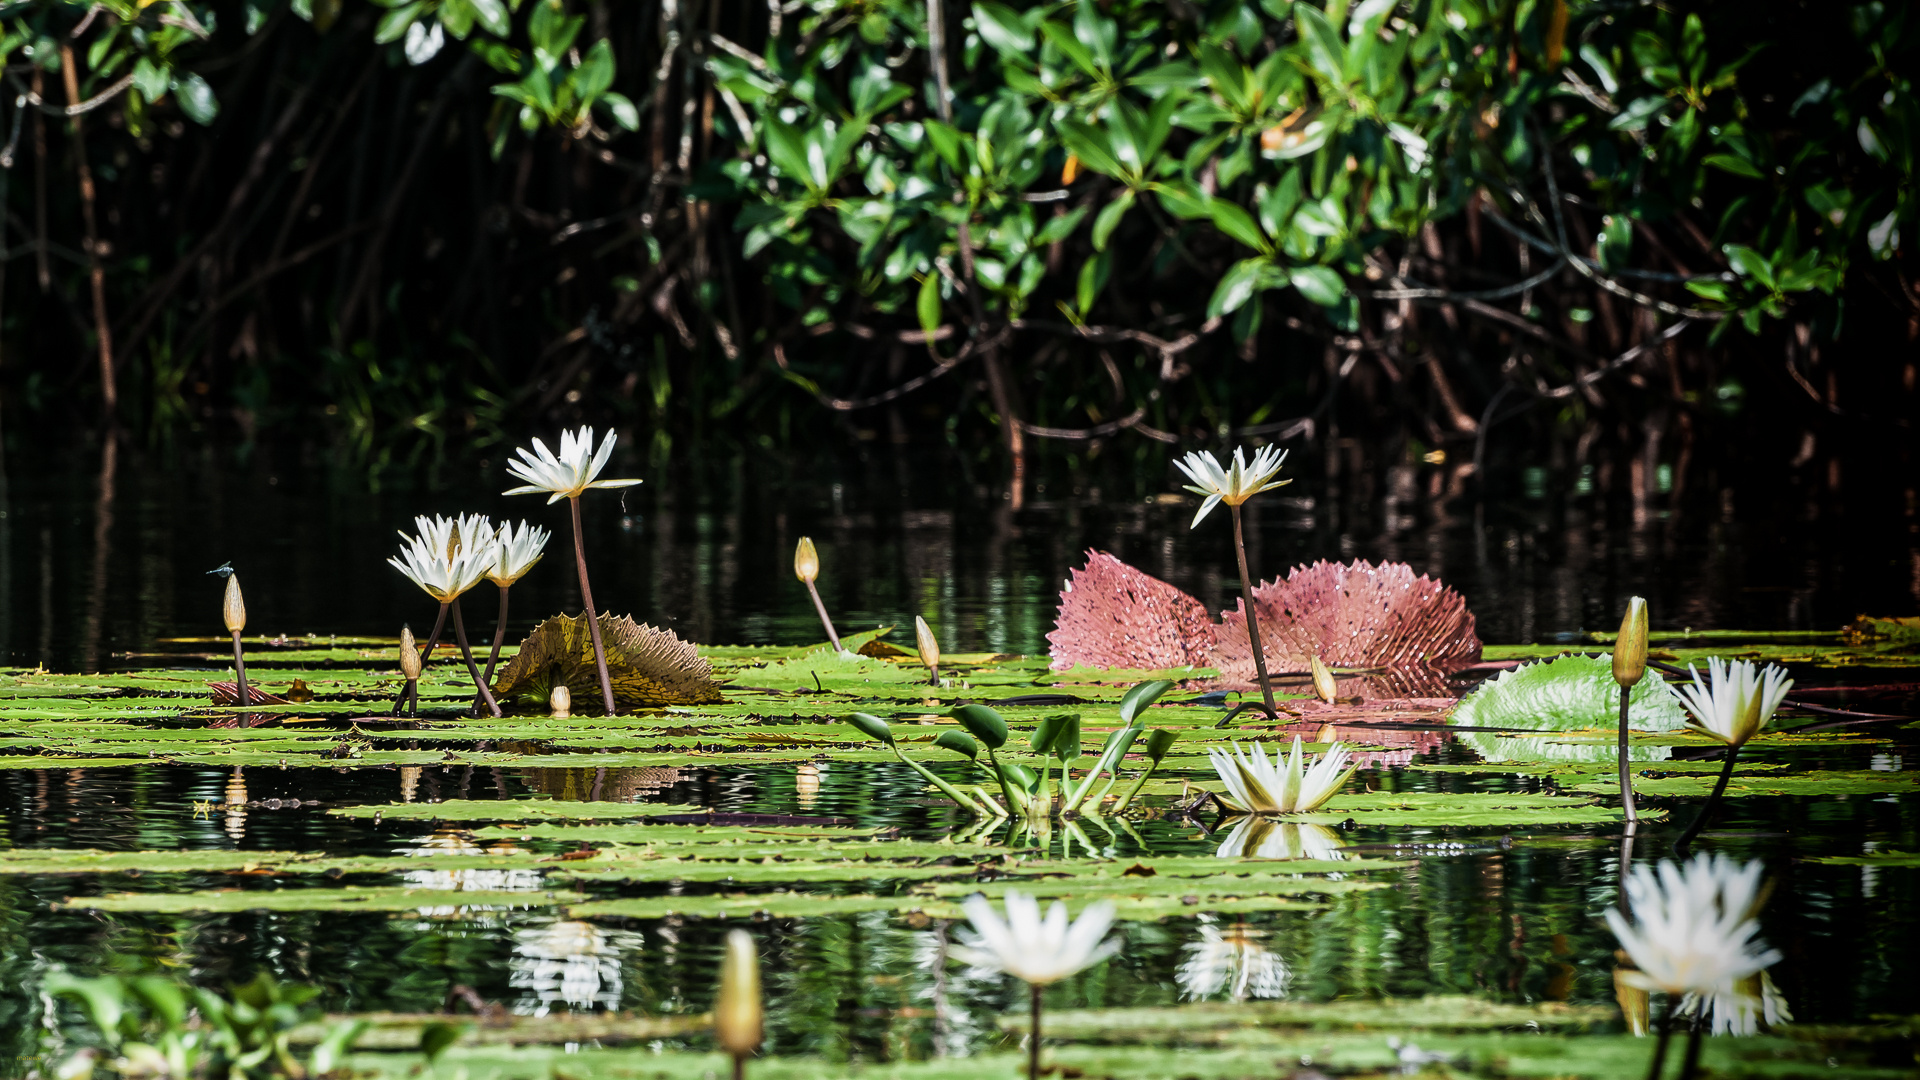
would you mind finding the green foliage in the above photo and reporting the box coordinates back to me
[46,969,364,1080]
[1451,654,1690,732]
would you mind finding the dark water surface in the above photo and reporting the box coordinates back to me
[0,440,1916,1065]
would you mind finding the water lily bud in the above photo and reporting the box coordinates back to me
[1612,596,1649,688]
[551,684,572,718]
[715,929,764,1059]
[915,616,940,679]
[1309,655,1337,703]
[794,537,820,583]
[398,626,422,681]
[222,574,246,634]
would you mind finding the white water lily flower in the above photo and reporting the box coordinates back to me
[486,519,551,587]
[1673,657,1793,749]
[1172,445,1290,527]
[1683,970,1793,1036]
[953,891,1120,986]
[1209,737,1355,814]
[504,426,643,504]
[389,532,491,603]
[1604,854,1781,996]
[404,513,498,561]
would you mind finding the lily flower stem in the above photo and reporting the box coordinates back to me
[1229,503,1279,718]
[406,678,418,718]
[889,745,990,816]
[1618,685,1640,826]
[230,629,248,706]
[474,585,510,714]
[390,603,449,716]
[804,579,843,651]
[1110,764,1161,813]
[1646,997,1676,1080]
[983,746,1021,819]
[1677,1016,1706,1080]
[1672,745,1741,858]
[569,495,617,716]
[1028,984,1043,1080]
[449,599,502,718]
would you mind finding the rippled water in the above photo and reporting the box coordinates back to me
[0,441,1916,1066]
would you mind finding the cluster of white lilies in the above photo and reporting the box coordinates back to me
[387,427,638,718]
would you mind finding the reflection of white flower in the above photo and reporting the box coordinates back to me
[1210,738,1354,813]
[1605,854,1780,996]
[1673,657,1793,749]
[400,830,543,893]
[504,427,642,504]
[954,892,1119,986]
[1682,970,1793,1036]
[1214,816,1347,861]
[510,919,638,1015]
[1177,918,1291,1001]
[1172,445,1290,527]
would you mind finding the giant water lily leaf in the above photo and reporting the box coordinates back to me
[491,614,721,707]
[328,800,725,821]
[1808,849,1920,866]
[1135,786,1646,826]
[1570,770,1920,797]
[737,648,924,692]
[337,1032,1906,1080]
[1023,995,1613,1037]
[567,892,930,920]
[1047,550,1221,672]
[1213,559,1482,680]
[59,887,584,913]
[1451,653,1688,735]
[287,1011,705,1049]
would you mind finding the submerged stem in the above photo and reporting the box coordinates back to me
[1618,684,1639,826]
[1673,744,1741,858]
[390,604,449,716]
[230,629,249,706]
[450,598,502,718]
[1229,503,1278,717]
[570,495,617,716]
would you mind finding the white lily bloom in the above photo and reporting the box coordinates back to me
[1172,445,1290,527]
[1673,657,1793,749]
[388,532,491,603]
[486,519,551,587]
[1208,738,1355,814]
[1604,854,1781,996]
[953,891,1120,986]
[404,513,497,560]
[504,426,643,504]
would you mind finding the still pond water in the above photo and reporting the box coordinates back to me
[0,441,1914,1067]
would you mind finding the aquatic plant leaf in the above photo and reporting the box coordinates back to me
[1807,849,1920,867]
[1212,560,1481,680]
[566,892,926,920]
[1450,654,1688,732]
[1047,551,1219,672]
[1569,770,1920,797]
[742,648,921,691]
[1024,995,1615,1038]
[491,614,721,707]
[327,800,724,821]
[208,681,292,707]
[286,1011,704,1049]
[59,887,583,913]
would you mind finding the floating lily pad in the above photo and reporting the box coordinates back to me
[1570,770,1920,797]
[1807,849,1920,866]
[58,887,584,913]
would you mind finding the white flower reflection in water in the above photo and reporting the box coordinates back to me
[1178,917,1291,1001]
[399,829,543,893]
[1214,816,1348,861]
[510,919,642,1015]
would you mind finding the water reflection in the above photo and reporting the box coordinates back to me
[509,919,642,1015]
[1214,816,1347,861]
[518,766,683,802]
[1177,917,1291,1001]
[399,828,541,892]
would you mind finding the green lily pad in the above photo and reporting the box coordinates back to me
[1570,770,1920,797]
[1806,849,1920,866]
[58,887,585,913]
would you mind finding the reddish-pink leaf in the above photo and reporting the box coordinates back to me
[1046,550,1218,672]
[1211,559,1481,681]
